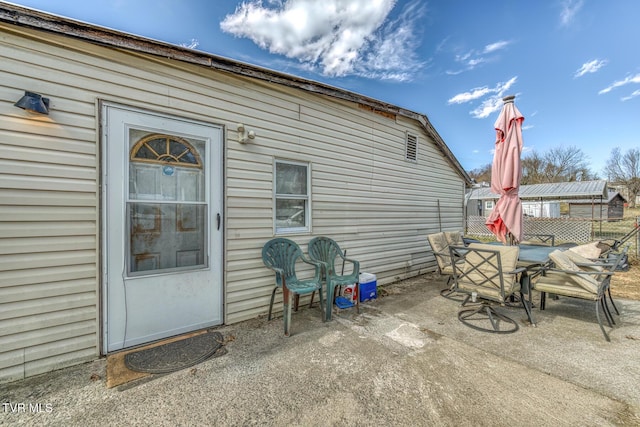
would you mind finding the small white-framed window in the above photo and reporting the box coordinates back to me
[274,159,311,234]
[485,200,495,210]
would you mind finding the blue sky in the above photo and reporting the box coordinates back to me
[9,0,640,176]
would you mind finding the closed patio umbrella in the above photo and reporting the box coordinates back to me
[486,95,524,244]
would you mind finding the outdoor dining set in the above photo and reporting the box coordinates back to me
[427,229,634,342]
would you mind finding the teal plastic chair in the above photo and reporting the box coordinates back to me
[262,238,324,336]
[308,237,360,321]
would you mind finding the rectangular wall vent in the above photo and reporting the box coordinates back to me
[405,132,418,162]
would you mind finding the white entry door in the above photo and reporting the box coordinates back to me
[102,104,223,353]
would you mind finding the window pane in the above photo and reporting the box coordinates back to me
[275,199,306,229]
[129,145,205,202]
[128,202,207,274]
[276,163,307,195]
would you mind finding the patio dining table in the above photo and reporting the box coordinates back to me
[486,242,564,327]
[517,244,560,268]
[485,242,560,268]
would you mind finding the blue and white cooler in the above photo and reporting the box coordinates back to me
[358,272,377,302]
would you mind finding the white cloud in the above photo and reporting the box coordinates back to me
[621,89,640,102]
[179,38,199,49]
[448,77,518,119]
[470,97,504,119]
[560,0,584,26]
[220,0,426,81]
[574,59,607,78]
[447,87,491,104]
[598,73,640,95]
[483,40,510,54]
[446,39,511,75]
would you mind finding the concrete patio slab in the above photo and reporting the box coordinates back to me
[2,273,639,426]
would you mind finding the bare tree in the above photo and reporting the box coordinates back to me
[605,147,640,208]
[521,146,595,184]
[521,150,545,184]
[470,146,597,186]
[541,146,593,182]
[468,163,492,184]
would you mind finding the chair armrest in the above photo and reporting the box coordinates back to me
[336,255,360,277]
[462,237,482,245]
[526,266,546,280]
[310,259,329,269]
[573,260,608,268]
[341,256,359,266]
[509,267,527,275]
[300,252,319,265]
[543,268,614,277]
[300,255,323,279]
[432,249,451,262]
[343,257,360,269]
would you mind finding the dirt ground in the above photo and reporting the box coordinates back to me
[610,257,640,300]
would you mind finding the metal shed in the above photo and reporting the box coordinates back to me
[568,192,627,221]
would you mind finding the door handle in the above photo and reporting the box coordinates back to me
[217,213,221,230]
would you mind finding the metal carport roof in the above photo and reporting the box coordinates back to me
[468,180,608,201]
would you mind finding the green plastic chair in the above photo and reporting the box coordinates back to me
[308,237,360,321]
[262,238,324,336]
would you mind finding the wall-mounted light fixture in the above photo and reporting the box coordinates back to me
[15,91,50,115]
[237,123,256,144]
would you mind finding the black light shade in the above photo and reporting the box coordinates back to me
[14,91,50,115]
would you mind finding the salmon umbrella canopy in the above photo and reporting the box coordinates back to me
[486,95,524,244]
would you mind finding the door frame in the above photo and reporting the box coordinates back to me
[99,101,225,354]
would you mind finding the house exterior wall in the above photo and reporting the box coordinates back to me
[0,27,101,383]
[469,198,496,218]
[0,23,465,383]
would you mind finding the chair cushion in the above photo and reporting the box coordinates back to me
[568,242,602,259]
[459,243,520,300]
[441,259,464,275]
[440,264,454,275]
[467,243,519,272]
[444,231,465,246]
[533,272,599,301]
[427,232,451,269]
[563,250,604,272]
[549,250,599,294]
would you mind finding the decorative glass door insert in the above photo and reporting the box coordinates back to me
[127,131,208,275]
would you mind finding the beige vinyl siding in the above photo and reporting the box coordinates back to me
[0,20,464,382]
[0,28,100,382]
[223,86,464,322]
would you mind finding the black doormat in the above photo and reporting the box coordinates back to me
[125,330,226,374]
